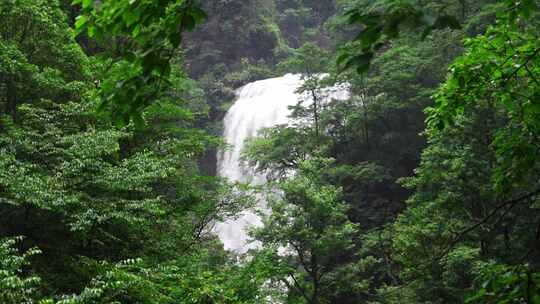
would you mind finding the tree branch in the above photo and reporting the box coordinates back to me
[438,187,540,260]
[289,272,312,304]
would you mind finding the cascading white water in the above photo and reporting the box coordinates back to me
[215,73,349,253]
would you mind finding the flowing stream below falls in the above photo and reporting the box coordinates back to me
[215,73,349,253]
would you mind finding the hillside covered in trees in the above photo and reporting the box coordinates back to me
[0,0,539,303]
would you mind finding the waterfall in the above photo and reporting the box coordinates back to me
[215,73,349,253]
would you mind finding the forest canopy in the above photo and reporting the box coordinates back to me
[0,0,539,303]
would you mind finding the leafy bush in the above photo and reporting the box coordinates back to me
[0,237,42,304]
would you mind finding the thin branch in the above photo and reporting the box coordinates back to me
[290,242,313,275]
[524,64,540,86]
[453,187,540,243]
[502,48,540,86]
[289,272,312,304]
[421,187,540,267]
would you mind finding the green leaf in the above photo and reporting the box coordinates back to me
[82,0,92,9]
[74,15,88,30]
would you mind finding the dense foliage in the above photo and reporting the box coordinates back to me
[1,0,539,303]
[0,0,258,302]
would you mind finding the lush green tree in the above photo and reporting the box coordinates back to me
[0,237,42,304]
[73,0,206,125]
[375,2,540,302]
[46,247,260,304]
[0,0,89,120]
[244,43,334,178]
[0,1,257,302]
[251,158,360,304]
[336,0,472,73]
[3,0,540,303]
[244,17,470,303]
[428,1,540,192]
